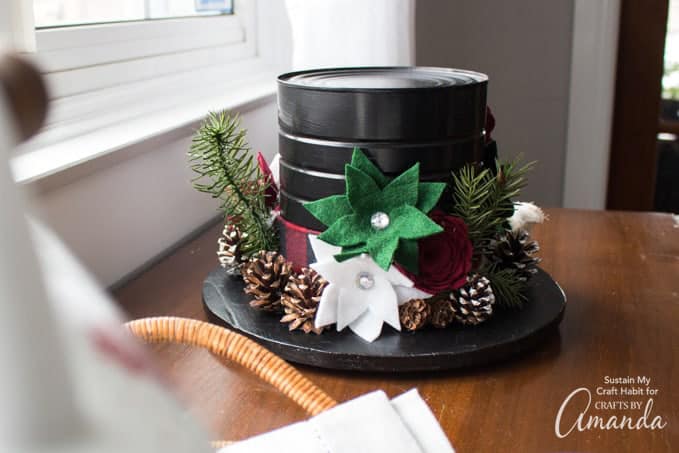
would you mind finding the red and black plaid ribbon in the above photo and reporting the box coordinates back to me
[277,215,320,270]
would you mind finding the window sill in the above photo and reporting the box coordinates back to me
[12,69,278,192]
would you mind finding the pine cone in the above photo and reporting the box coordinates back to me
[399,299,431,331]
[280,268,328,334]
[242,251,292,312]
[217,223,248,275]
[451,274,495,325]
[430,299,456,329]
[492,229,541,281]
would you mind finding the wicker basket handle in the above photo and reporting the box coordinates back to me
[125,317,338,418]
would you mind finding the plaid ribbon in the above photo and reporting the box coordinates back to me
[277,215,320,270]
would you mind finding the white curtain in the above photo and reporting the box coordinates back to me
[0,0,35,52]
[285,0,415,69]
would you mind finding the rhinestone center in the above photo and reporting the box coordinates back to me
[370,212,390,230]
[357,271,375,290]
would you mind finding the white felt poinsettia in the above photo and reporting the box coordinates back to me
[309,235,420,342]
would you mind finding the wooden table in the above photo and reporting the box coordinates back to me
[115,209,679,452]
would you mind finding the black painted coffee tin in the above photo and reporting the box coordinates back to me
[278,67,487,141]
[276,66,489,230]
[279,131,484,175]
[280,158,452,200]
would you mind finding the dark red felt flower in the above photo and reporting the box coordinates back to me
[485,106,495,144]
[403,210,473,294]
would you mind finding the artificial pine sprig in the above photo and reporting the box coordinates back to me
[189,111,277,256]
[490,158,536,222]
[450,164,497,248]
[479,264,528,309]
[450,156,535,256]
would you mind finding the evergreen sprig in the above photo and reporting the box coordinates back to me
[480,264,528,309]
[450,156,535,255]
[450,165,498,247]
[188,111,277,256]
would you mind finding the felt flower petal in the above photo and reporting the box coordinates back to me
[318,214,367,247]
[391,205,443,239]
[387,265,414,287]
[394,285,433,305]
[337,287,371,330]
[310,259,350,286]
[346,165,382,214]
[416,182,446,213]
[308,235,341,263]
[304,195,353,227]
[314,283,340,328]
[348,310,384,343]
[382,162,419,209]
[367,233,400,270]
[334,244,368,262]
[312,253,391,290]
[350,147,389,188]
[369,287,400,331]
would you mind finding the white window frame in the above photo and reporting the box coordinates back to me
[29,0,257,134]
[33,5,255,98]
[2,0,290,184]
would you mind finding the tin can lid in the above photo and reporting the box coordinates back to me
[279,66,487,90]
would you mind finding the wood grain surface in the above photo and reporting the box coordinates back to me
[114,209,679,452]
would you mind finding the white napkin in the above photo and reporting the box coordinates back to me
[221,389,455,453]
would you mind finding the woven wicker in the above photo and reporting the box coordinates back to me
[125,316,338,448]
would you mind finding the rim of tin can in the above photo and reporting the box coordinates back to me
[277,66,488,92]
[278,129,486,147]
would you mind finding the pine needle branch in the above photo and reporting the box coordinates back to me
[188,111,277,255]
[450,156,535,256]
[480,264,528,309]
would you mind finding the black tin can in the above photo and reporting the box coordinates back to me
[277,66,488,230]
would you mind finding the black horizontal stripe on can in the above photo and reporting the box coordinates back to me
[279,158,453,200]
[279,130,484,174]
[277,67,488,141]
[280,190,328,232]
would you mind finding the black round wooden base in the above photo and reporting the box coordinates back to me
[202,267,566,372]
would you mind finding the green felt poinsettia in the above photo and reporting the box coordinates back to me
[304,148,446,271]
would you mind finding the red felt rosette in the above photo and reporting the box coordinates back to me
[400,210,473,294]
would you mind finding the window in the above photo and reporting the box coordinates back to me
[34,0,234,28]
[2,0,289,183]
[663,0,679,100]
[32,0,253,98]
[1,0,288,153]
